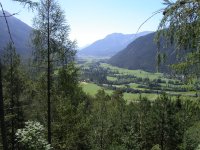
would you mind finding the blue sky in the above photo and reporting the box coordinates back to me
[2,0,165,47]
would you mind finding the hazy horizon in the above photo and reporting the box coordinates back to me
[2,0,164,47]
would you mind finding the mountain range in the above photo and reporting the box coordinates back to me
[78,31,152,58]
[0,11,32,57]
[0,11,177,73]
[108,32,177,72]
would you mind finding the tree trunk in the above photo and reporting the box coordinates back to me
[47,0,51,144]
[0,61,8,150]
[10,47,15,150]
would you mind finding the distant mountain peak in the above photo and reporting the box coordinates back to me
[78,31,152,58]
[105,33,124,38]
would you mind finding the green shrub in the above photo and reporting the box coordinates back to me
[16,121,52,150]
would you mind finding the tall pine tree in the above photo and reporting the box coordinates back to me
[31,0,76,145]
[2,43,26,150]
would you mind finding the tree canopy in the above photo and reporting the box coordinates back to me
[156,0,200,78]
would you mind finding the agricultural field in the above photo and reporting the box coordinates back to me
[80,82,159,101]
[79,59,198,101]
[100,63,164,80]
[80,82,113,95]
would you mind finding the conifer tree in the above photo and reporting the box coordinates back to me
[91,90,110,150]
[0,1,37,149]
[156,0,200,78]
[2,43,26,150]
[32,0,76,145]
[0,60,8,150]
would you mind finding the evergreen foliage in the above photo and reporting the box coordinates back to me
[1,0,200,150]
[156,0,200,77]
[2,43,26,149]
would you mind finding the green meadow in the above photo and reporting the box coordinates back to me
[80,82,159,101]
[79,61,197,102]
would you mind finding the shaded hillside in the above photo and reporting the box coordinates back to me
[0,11,32,57]
[78,31,152,58]
[108,32,177,72]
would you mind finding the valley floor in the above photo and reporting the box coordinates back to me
[79,60,198,102]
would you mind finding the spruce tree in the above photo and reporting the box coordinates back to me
[0,60,8,150]
[32,0,76,145]
[2,43,26,150]
[156,0,200,78]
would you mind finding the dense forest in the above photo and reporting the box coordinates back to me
[0,0,200,150]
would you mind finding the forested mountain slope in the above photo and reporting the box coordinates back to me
[108,32,177,72]
[0,11,32,57]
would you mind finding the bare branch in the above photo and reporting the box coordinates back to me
[0,2,15,45]
[0,12,20,17]
[12,0,38,10]
[136,9,164,34]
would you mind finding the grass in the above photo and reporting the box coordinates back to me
[129,83,139,88]
[124,93,159,102]
[100,63,164,80]
[129,83,146,91]
[80,82,102,96]
[80,81,196,102]
[79,61,197,101]
[80,82,113,96]
[107,76,117,81]
[80,82,160,101]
